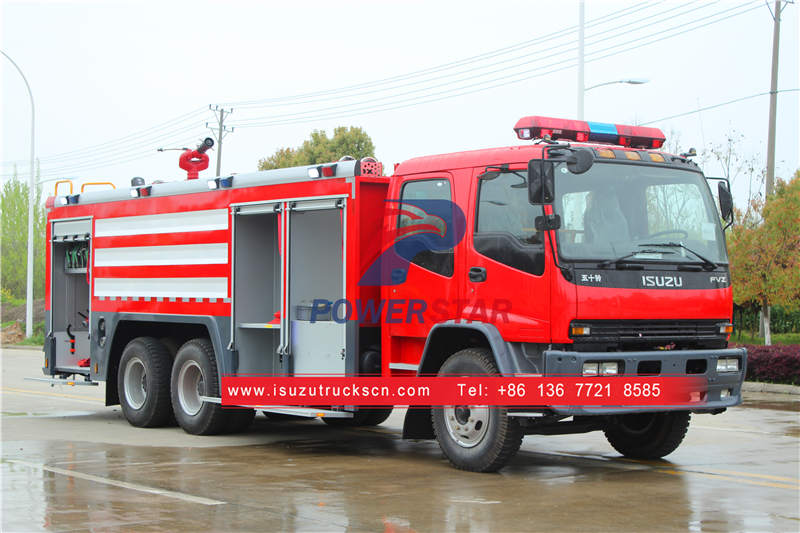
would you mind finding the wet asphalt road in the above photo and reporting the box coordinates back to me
[2,347,799,532]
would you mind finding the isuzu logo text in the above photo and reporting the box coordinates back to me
[641,275,684,288]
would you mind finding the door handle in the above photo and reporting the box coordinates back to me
[469,266,487,282]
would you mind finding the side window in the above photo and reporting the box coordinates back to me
[398,179,454,276]
[474,172,545,276]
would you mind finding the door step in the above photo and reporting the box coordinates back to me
[25,376,98,386]
[199,396,352,418]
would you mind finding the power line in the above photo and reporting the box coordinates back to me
[640,88,800,125]
[9,3,668,177]
[230,1,760,129]
[2,107,207,167]
[229,1,704,124]
[3,3,655,171]
[6,0,761,179]
[223,1,668,110]
[222,2,656,107]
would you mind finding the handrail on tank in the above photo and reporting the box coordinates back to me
[80,181,116,193]
[54,180,73,196]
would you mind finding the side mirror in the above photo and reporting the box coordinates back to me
[566,149,594,174]
[528,159,554,204]
[718,181,733,223]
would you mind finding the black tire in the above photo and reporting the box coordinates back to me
[224,408,256,433]
[322,408,393,427]
[170,338,227,435]
[431,348,523,472]
[118,337,174,427]
[604,411,691,459]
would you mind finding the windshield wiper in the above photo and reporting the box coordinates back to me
[639,242,717,271]
[598,249,673,269]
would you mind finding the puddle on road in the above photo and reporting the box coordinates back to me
[741,400,800,412]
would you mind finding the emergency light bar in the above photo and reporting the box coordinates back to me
[514,116,665,149]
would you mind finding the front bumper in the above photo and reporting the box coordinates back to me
[542,347,747,416]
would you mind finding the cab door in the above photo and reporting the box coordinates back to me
[462,166,551,342]
[386,173,461,369]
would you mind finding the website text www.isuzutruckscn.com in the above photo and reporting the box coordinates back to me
[222,376,708,407]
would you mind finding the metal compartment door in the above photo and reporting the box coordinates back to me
[286,198,347,376]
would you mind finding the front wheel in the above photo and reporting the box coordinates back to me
[604,411,690,459]
[431,348,522,472]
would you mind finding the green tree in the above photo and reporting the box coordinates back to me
[728,171,800,345]
[258,126,375,170]
[1,168,47,300]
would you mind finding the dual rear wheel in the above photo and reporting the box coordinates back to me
[118,336,254,434]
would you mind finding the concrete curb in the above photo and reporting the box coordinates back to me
[1,345,43,352]
[743,381,800,395]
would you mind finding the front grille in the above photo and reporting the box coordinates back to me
[571,319,724,345]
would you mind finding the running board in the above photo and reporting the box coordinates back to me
[25,376,98,386]
[199,396,353,418]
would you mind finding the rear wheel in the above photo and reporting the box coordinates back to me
[118,337,174,427]
[603,411,691,459]
[431,348,522,472]
[170,338,227,435]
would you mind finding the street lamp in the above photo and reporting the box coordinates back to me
[2,50,36,338]
[578,79,649,120]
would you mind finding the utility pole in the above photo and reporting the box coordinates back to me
[207,105,234,176]
[761,0,788,346]
[577,0,585,120]
[765,0,788,198]
[2,50,36,338]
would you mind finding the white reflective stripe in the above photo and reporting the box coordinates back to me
[94,277,228,298]
[389,363,419,371]
[94,209,228,237]
[94,243,228,266]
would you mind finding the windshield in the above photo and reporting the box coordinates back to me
[552,161,728,265]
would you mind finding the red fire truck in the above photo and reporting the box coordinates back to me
[40,116,746,472]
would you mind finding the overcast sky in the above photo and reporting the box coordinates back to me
[2,0,798,205]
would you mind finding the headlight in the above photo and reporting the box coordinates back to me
[582,362,599,376]
[716,357,739,372]
[600,362,619,375]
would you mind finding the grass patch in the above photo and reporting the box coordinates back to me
[17,333,44,346]
[732,332,800,345]
[0,288,24,307]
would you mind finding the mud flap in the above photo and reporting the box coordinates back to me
[43,334,57,375]
[402,407,434,439]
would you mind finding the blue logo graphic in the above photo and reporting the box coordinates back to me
[358,199,467,286]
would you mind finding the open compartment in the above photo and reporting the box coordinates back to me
[50,218,92,373]
[232,206,283,374]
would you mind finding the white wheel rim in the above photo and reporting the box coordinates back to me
[444,405,490,448]
[123,356,147,410]
[177,360,204,416]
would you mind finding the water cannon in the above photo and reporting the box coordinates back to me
[179,137,215,180]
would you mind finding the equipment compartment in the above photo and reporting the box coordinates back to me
[232,209,283,374]
[50,219,92,373]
